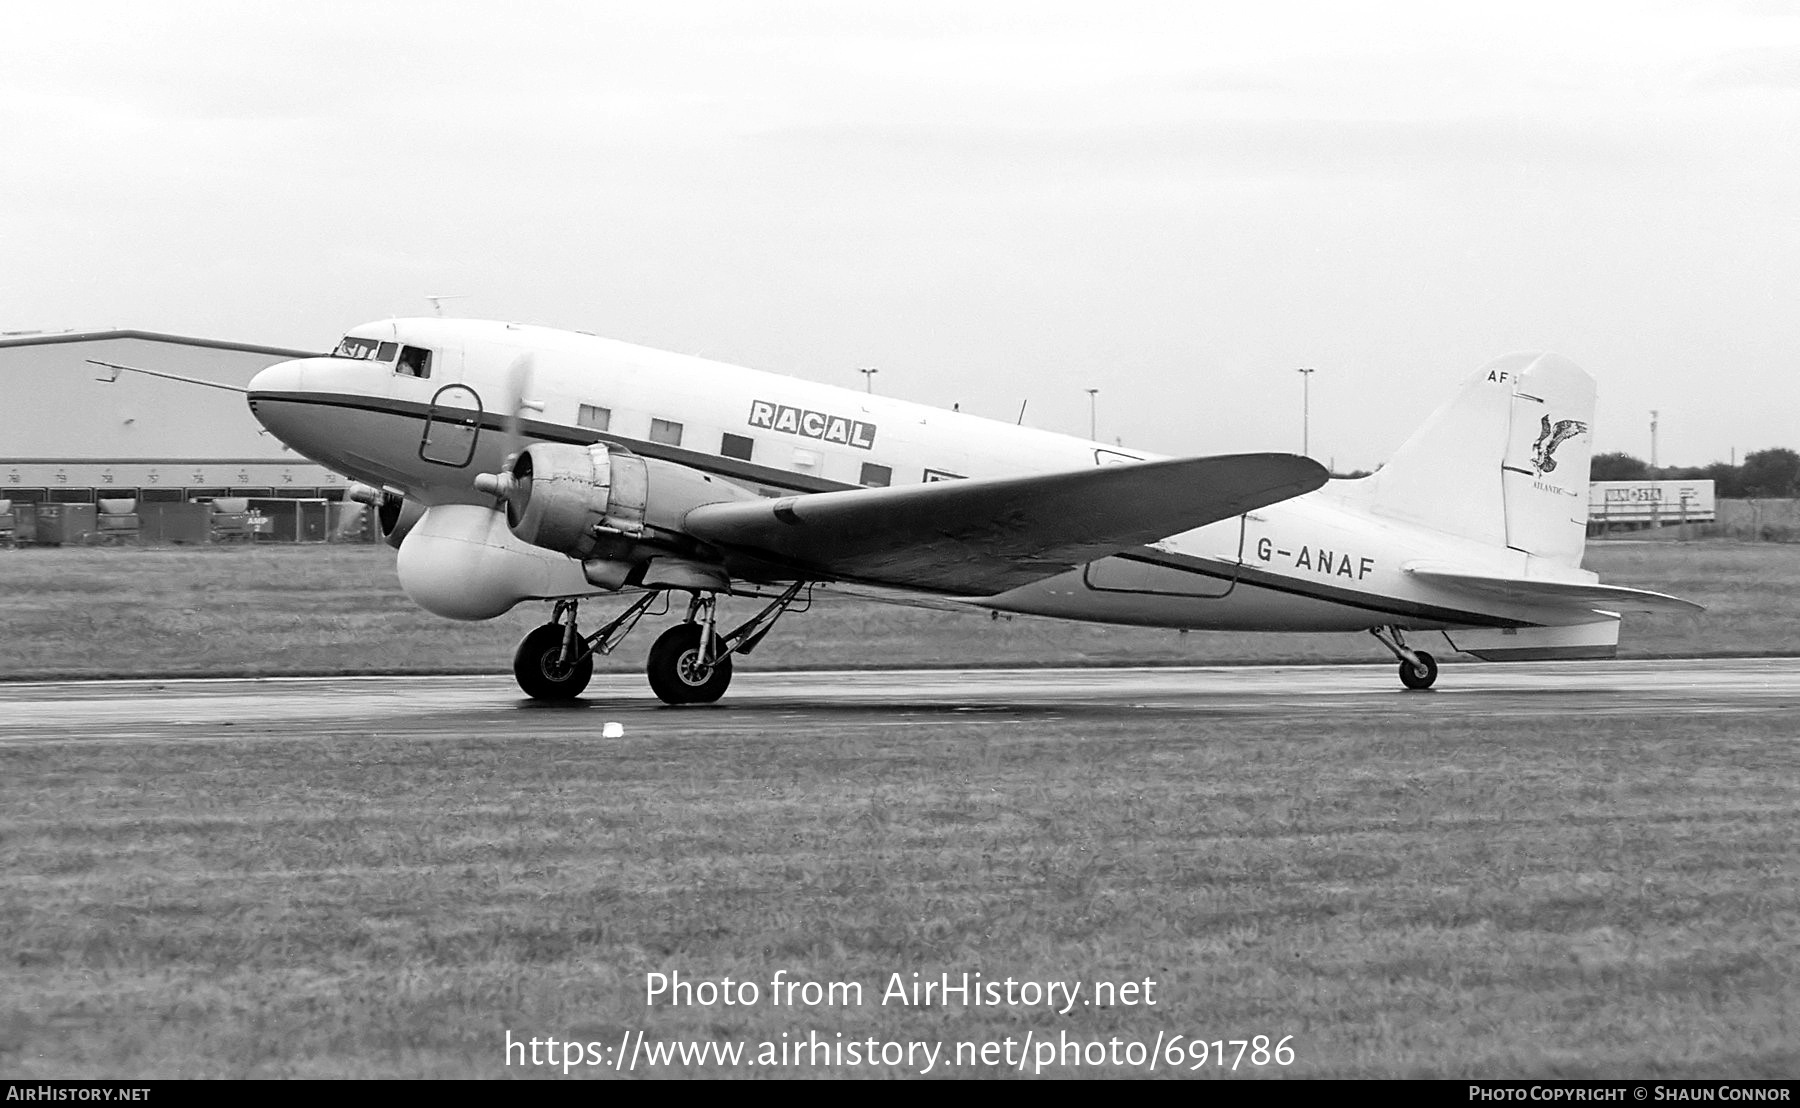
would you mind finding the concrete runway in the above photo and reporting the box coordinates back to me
[1,658,1795,746]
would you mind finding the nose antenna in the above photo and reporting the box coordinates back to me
[424,294,469,317]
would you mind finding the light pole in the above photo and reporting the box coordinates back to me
[859,367,878,394]
[1297,367,1316,457]
[1085,388,1099,440]
[1649,410,1659,474]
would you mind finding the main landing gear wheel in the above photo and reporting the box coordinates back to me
[646,623,732,706]
[513,623,594,700]
[1399,650,1439,691]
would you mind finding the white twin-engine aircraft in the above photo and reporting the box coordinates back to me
[243,318,1699,705]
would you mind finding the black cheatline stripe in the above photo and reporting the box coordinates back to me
[250,391,857,496]
[1110,550,1532,628]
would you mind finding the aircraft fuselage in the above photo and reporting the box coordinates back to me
[246,318,1605,638]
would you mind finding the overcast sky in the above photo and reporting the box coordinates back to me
[3,1,1796,468]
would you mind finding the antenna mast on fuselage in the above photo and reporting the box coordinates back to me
[424,294,470,317]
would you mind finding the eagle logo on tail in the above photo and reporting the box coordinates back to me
[1531,416,1588,475]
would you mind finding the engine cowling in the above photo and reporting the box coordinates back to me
[505,443,644,557]
[498,442,763,562]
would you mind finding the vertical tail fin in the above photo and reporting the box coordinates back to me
[1368,352,1594,566]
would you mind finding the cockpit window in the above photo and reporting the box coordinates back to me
[333,336,399,362]
[397,346,432,379]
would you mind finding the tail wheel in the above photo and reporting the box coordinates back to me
[647,623,733,705]
[513,623,594,700]
[1399,650,1439,690]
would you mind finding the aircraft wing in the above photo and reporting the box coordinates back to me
[684,453,1328,594]
[1404,565,1704,614]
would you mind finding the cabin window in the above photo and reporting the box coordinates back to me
[720,433,754,461]
[649,418,683,446]
[578,404,611,432]
[397,346,432,378]
[859,463,891,488]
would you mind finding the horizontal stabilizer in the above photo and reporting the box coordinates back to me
[1405,564,1704,615]
[685,453,1329,594]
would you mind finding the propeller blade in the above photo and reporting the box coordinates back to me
[475,352,539,522]
[499,351,536,464]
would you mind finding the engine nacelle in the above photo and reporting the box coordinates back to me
[506,443,645,556]
[501,442,762,562]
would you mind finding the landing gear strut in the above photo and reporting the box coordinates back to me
[1371,626,1439,690]
[511,593,663,701]
[645,582,809,706]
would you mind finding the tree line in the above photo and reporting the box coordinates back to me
[1589,447,1800,498]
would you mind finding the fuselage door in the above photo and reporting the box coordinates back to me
[420,384,483,468]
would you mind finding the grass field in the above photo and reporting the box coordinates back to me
[2,683,1794,1077]
[0,540,1794,680]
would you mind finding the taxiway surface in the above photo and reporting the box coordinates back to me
[1,658,1795,747]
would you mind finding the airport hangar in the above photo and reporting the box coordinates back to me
[0,329,352,519]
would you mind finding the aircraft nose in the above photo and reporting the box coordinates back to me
[245,357,317,451]
[248,357,308,396]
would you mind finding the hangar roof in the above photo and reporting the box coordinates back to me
[0,329,315,359]
[0,329,317,463]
